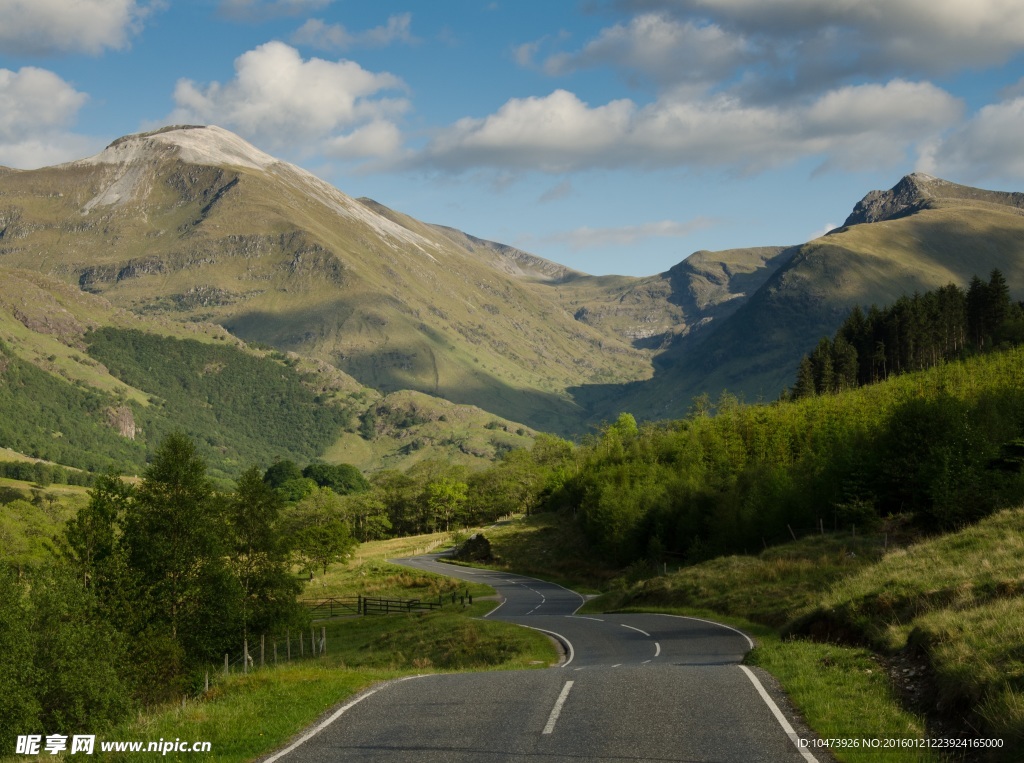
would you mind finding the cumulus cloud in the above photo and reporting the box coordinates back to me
[931,97,1024,181]
[292,13,416,50]
[538,218,716,251]
[420,89,635,173]
[324,120,403,159]
[619,0,1024,76]
[417,80,961,174]
[543,13,748,87]
[0,0,151,55]
[169,41,408,152]
[0,67,93,168]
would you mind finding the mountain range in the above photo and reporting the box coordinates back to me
[2,125,1024,470]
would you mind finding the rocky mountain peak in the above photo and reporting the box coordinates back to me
[79,125,279,171]
[844,173,1024,227]
[842,173,935,226]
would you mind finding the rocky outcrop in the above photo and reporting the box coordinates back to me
[105,405,136,439]
[844,173,1024,227]
[843,174,935,226]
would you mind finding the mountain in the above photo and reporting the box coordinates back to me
[0,126,655,433]
[0,265,536,479]
[0,125,789,433]
[3,125,1024,443]
[618,173,1024,417]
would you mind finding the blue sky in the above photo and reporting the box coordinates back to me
[3,1,1024,277]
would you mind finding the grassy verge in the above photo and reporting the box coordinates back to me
[300,531,493,601]
[480,511,1024,761]
[458,513,614,594]
[6,533,557,763]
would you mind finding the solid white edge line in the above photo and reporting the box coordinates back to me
[261,675,427,763]
[647,612,755,650]
[542,680,575,735]
[620,623,651,637]
[739,666,820,763]
[518,625,575,667]
[483,598,506,618]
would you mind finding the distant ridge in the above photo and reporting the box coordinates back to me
[845,172,1024,226]
[4,124,1024,434]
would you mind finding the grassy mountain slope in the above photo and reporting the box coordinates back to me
[0,266,534,477]
[623,175,1024,417]
[0,126,649,433]
[6,128,1024,430]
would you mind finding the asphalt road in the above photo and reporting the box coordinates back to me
[264,554,828,763]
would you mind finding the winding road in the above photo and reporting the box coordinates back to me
[263,554,828,762]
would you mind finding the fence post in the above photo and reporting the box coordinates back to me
[205,670,209,693]
[300,631,304,657]
[311,627,316,657]
[320,626,326,657]
[787,524,797,541]
[224,653,229,676]
[287,629,291,662]
[261,635,265,668]
[274,640,278,666]
[243,639,249,675]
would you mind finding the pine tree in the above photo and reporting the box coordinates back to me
[792,355,816,399]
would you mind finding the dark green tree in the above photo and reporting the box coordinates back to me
[302,462,370,495]
[227,467,302,639]
[0,567,39,754]
[121,433,226,649]
[64,472,132,590]
[263,459,303,488]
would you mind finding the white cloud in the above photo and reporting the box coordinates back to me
[544,13,748,87]
[420,89,635,173]
[417,80,961,175]
[324,120,402,159]
[622,0,1024,74]
[169,41,408,151]
[292,14,415,50]
[932,96,1024,181]
[0,0,151,55]
[538,218,716,251]
[0,67,93,168]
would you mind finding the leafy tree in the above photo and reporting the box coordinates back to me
[302,462,370,495]
[278,477,318,502]
[340,491,392,541]
[227,467,302,639]
[287,486,356,576]
[121,433,225,647]
[263,459,303,488]
[27,565,132,733]
[64,472,132,589]
[423,477,468,532]
[0,567,39,753]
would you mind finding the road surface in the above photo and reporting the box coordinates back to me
[263,553,827,762]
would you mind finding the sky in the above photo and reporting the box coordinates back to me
[2,1,1024,277]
